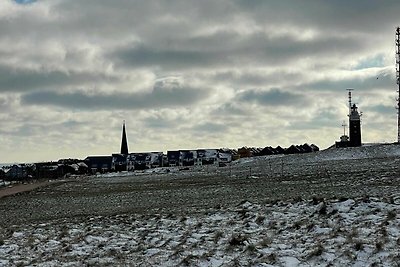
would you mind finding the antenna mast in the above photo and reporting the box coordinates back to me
[346,88,354,116]
[396,27,400,142]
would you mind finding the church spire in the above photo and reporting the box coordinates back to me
[120,120,129,155]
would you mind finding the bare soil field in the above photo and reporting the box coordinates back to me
[1,144,400,227]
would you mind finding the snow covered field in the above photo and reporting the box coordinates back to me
[1,144,400,266]
[1,196,400,266]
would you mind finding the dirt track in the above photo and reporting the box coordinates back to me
[0,181,55,199]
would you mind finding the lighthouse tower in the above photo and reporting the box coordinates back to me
[349,103,362,147]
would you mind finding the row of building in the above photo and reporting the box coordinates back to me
[0,143,319,180]
[1,124,319,180]
[85,148,234,173]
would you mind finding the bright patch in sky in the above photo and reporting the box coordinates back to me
[14,0,36,4]
[353,54,385,70]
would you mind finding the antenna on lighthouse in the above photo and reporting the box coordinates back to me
[346,88,354,116]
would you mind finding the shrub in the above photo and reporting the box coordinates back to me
[255,215,265,225]
[213,231,224,243]
[307,243,324,259]
[354,240,363,251]
[245,243,257,254]
[319,202,327,215]
[293,220,302,230]
[180,254,198,266]
[387,210,396,221]
[375,241,384,252]
[228,234,247,246]
[266,253,277,264]
[258,236,272,247]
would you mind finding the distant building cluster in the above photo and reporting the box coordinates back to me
[0,159,89,181]
[0,121,319,181]
[0,144,319,181]
[85,149,234,174]
[237,144,319,158]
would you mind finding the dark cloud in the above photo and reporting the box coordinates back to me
[367,104,395,115]
[237,88,309,107]
[212,102,251,117]
[111,31,367,70]
[14,0,37,5]
[112,44,225,70]
[210,70,305,88]
[143,117,178,129]
[0,65,119,92]
[234,0,400,33]
[22,84,211,110]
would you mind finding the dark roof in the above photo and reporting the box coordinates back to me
[260,146,277,155]
[85,156,112,164]
[310,144,319,151]
[275,146,285,154]
[284,145,301,154]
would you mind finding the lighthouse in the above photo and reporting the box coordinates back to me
[335,90,362,148]
[349,103,362,147]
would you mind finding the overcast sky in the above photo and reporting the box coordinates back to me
[1,0,399,163]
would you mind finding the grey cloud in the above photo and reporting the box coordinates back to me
[234,0,400,33]
[22,85,211,110]
[288,108,343,130]
[113,45,225,70]
[237,88,309,107]
[143,117,178,129]
[111,32,367,70]
[213,102,251,117]
[301,74,393,93]
[0,65,119,92]
[193,122,227,133]
[211,70,305,87]
[367,104,395,115]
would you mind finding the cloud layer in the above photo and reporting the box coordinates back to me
[0,0,399,162]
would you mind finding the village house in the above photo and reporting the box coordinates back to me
[197,149,219,165]
[112,154,128,172]
[180,150,197,166]
[149,152,164,168]
[237,147,260,158]
[85,156,112,173]
[5,164,31,180]
[217,149,233,166]
[167,151,181,167]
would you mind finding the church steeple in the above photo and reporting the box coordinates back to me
[120,121,129,155]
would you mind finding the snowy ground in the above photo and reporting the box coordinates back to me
[1,196,400,266]
[2,144,400,266]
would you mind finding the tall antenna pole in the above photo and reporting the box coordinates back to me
[396,27,400,143]
[346,88,354,116]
